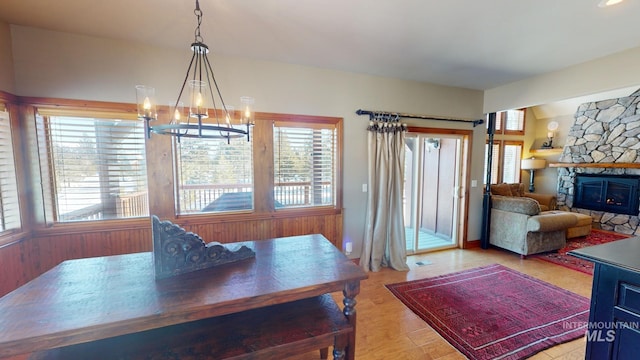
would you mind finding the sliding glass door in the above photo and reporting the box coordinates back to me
[404,134,464,254]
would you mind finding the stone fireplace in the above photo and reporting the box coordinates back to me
[556,88,640,235]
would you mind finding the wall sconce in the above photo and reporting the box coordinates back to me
[541,121,559,149]
[521,158,546,192]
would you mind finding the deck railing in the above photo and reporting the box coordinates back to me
[59,182,332,220]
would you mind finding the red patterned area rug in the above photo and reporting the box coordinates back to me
[533,229,631,275]
[386,264,589,360]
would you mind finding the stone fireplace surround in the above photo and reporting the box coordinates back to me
[556,88,640,235]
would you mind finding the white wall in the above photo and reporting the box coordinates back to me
[0,21,15,93]
[484,46,640,113]
[7,25,486,257]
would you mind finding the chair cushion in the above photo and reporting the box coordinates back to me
[508,183,525,197]
[491,183,513,196]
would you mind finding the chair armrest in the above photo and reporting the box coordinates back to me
[527,212,577,232]
[491,195,540,216]
[523,192,557,210]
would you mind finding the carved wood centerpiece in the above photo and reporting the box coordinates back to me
[151,215,255,279]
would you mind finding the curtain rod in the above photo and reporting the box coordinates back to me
[355,109,484,127]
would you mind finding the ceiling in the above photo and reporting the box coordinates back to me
[1,0,640,91]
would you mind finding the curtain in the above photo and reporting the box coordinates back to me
[360,117,410,272]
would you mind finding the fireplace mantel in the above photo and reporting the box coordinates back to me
[549,162,640,169]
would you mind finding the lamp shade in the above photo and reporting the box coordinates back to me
[521,158,546,170]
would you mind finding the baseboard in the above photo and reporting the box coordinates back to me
[463,239,482,249]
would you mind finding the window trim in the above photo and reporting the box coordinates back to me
[485,140,524,184]
[488,109,526,136]
[501,140,524,184]
[35,107,149,225]
[0,92,30,246]
[173,112,343,221]
[0,103,22,236]
[273,119,338,210]
[500,109,526,136]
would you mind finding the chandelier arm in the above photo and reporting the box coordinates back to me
[192,46,200,86]
[176,50,198,115]
[202,54,221,126]
[203,54,235,142]
[173,49,199,138]
[203,53,229,119]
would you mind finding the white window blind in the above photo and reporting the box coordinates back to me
[504,109,525,132]
[39,113,148,222]
[502,143,523,183]
[175,133,253,214]
[274,123,336,208]
[484,143,500,185]
[0,107,21,232]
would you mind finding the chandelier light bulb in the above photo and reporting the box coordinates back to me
[240,96,255,125]
[135,85,156,121]
[196,92,203,107]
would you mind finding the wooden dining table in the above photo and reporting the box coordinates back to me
[0,234,367,360]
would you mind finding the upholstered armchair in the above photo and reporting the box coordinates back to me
[490,183,556,211]
[489,194,577,258]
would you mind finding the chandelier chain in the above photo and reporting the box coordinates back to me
[194,0,203,43]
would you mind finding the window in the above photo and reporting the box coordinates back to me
[485,108,525,185]
[484,141,523,184]
[488,109,525,135]
[0,105,21,232]
[503,109,525,134]
[274,121,337,208]
[37,110,148,222]
[502,142,523,183]
[175,131,253,214]
[173,114,340,215]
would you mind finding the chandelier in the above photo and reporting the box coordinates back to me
[135,0,254,142]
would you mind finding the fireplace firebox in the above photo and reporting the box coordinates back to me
[574,174,640,215]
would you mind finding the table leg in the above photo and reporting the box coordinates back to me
[333,334,348,360]
[343,280,361,360]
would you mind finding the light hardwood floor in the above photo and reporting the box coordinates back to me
[288,246,592,360]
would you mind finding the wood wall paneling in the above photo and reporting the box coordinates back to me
[1,213,342,297]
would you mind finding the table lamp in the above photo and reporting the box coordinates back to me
[521,158,546,192]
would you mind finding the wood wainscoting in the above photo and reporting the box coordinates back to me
[0,212,343,298]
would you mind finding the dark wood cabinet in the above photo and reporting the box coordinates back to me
[569,237,640,359]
